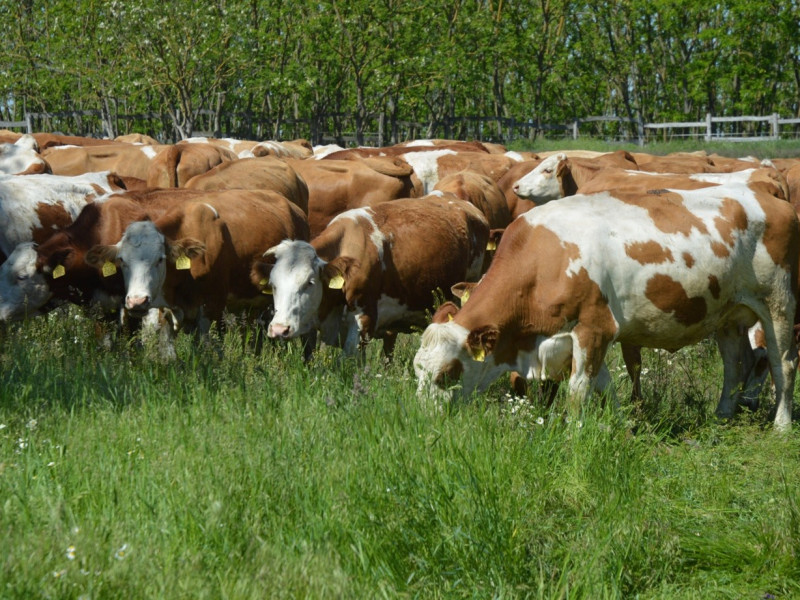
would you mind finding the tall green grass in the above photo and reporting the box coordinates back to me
[1,308,799,599]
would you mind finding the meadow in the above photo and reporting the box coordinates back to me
[3,138,800,599]
[1,304,798,599]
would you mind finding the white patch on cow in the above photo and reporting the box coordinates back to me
[139,145,160,159]
[330,207,386,266]
[402,149,457,194]
[504,151,525,162]
[0,171,122,255]
[183,137,209,144]
[201,203,220,219]
[0,242,51,320]
[429,190,445,197]
[688,169,756,185]
[404,139,436,147]
[512,153,565,202]
[0,135,45,175]
[312,144,345,159]
[375,294,414,332]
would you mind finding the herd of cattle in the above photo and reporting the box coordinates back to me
[1,130,799,430]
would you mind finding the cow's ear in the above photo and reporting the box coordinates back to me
[168,238,206,267]
[323,256,358,290]
[486,228,504,251]
[431,301,460,324]
[451,281,477,305]
[466,326,499,362]
[555,156,569,177]
[85,245,117,270]
[250,260,273,293]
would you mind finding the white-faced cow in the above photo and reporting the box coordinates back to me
[415,183,799,431]
[258,196,490,357]
[86,190,310,335]
[0,135,50,175]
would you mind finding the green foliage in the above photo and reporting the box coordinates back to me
[2,0,800,141]
[1,308,799,598]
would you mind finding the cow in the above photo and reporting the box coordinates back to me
[401,150,519,195]
[0,135,51,175]
[42,143,170,180]
[286,157,420,237]
[85,190,310,335]
[249,139,314,159]
[432,171,512,229]
[511,152,643,204]
[146,142,238,188]
[414,183,799,431]
[184,156,309,216]
[0,171,127,260]
[0,189,200,319]
[257,196,490,358]
[495,159,542,218]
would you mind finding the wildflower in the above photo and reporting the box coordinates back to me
[26,419,37,430]
[66,545,77,560]
[53,569,67,578]
[0,423,6,430]
[114,543,129,560]
[536,417,545,425]
[18,438,27,450]
[48,461,56,467]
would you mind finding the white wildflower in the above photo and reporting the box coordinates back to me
[66,545,76,560]
[114,543,129,560]
[536,417,545,425]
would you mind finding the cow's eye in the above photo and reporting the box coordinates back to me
[306,278,315,288]
[16,273,28,281]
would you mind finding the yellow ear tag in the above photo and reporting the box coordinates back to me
[175,255,191,270]
[52,264,65,279]
[460,289,470,306]
[328,274,345,289]
[470,346,486,362]
[447,313,454,321]
[102,261,117,277]
[486,240,497,251]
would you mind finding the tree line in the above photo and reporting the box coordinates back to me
[3,0,799,144]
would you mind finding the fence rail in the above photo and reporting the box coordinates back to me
[4,110,800,146]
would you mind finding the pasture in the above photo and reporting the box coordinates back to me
[1,305,799,599]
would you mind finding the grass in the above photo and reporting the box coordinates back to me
[1,307,799,599]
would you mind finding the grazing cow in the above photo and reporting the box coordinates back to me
[42,143,170,179]
[85,190,310,333]
[0,171,127,259]
[184,156,309,216]
[415,184,799,431]
[0,135,51,175]
[495,159,542,218]
[146,142,238,188]
[286,158,419,237]
[258,196,489,357]
[0,189,200,320]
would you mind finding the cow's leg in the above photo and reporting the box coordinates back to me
[567,329,612,416]
[758,311,797,431]
[381,332,398,362]
[714,325,755,419]
[300,329,318,363]
[621,343,643,403]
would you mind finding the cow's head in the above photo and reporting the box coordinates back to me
[0,134,50,175]
[260,240,354,340]
[0,242,52,320]
[414,321,508,402]
[86,220,205,316]
[511,153,567,203]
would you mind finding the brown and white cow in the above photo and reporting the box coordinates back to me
[0,135,51,175]
[0,171,127,259]
[0,189,189,320]
[85,190,310,332]
[286,158,420,237]
[432,171,512,229]
[257,196,489,357]
[415,183,799,430]
[184,156,309,216]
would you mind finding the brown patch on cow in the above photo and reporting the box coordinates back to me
[714,196,749,247]
[752,190,800,273]
[683,252,695,268]
[625,241,674,265]
[615,191,709,237]
[708,275,721,299]
[710,241,730,258]
[645,274,707,326]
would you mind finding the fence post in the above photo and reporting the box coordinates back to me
[705,113,712,142]
[636,112,645,146]
[572,120,579,140]
[25,113,33,134]
[771,112,780,139]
